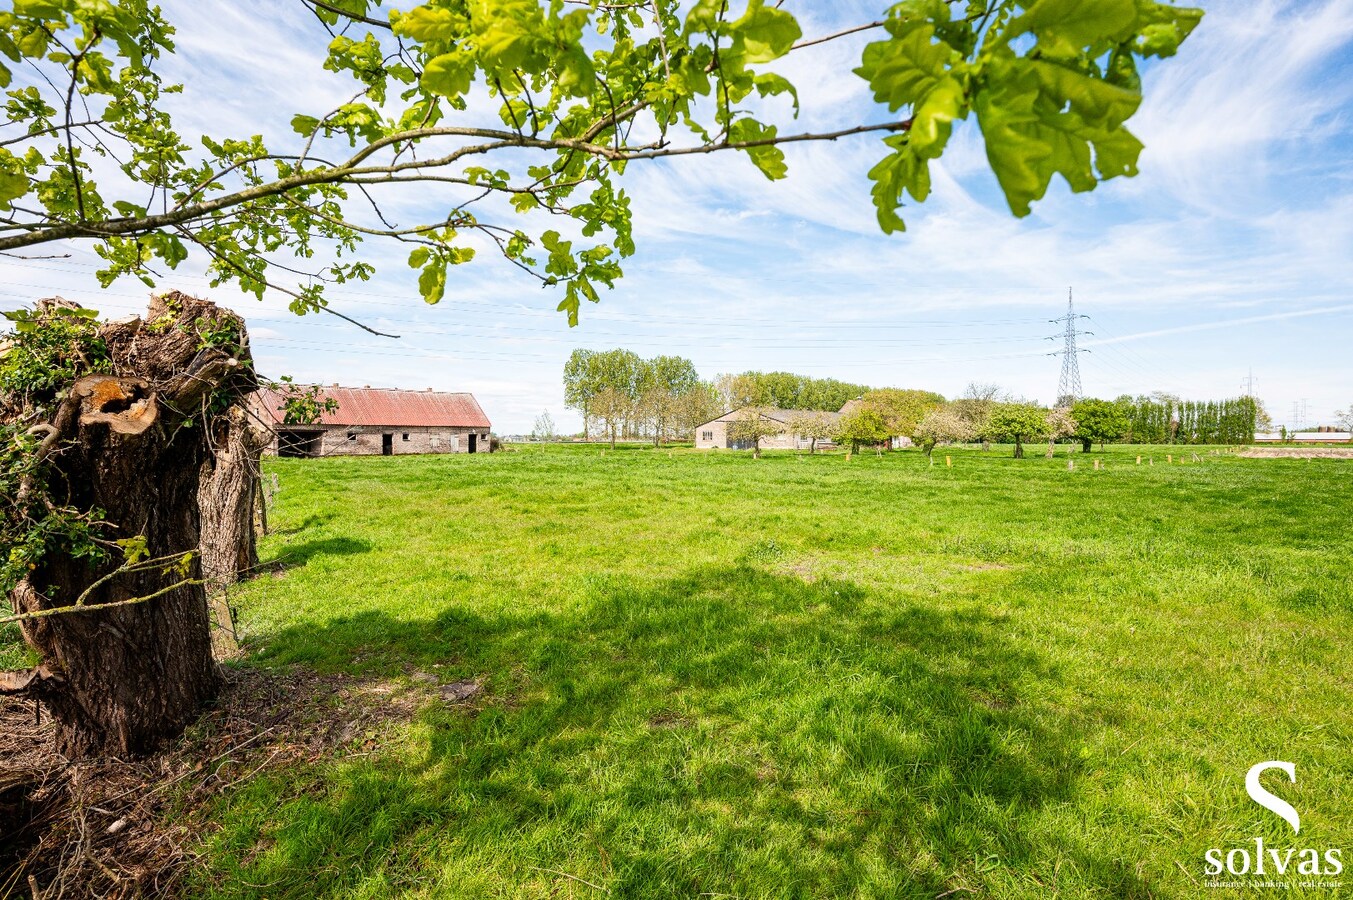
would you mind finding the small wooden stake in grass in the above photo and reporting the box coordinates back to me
[1067,459,1074,471]
[1094,459,1101,471]
[945,455,952,468]
[1136,455,1141,465]
[1149,457,1154,465]
[1167,454,1172,463]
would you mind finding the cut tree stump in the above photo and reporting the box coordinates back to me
[4,293,258,758]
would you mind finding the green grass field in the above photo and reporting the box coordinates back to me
[22,444,1353,897]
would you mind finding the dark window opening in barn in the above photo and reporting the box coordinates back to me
[702,431,713,441]
[347,432,357,441]
[382,434,393,456]
[402,433,410,441]
[277,430,321,458]
[468,433,478,454]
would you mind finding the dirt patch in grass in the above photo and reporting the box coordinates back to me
[1238,446,1353,459]
[0,666,428,899]
[647,711,692,730]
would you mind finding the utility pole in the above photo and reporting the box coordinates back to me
[1241,369,1257,397]
[1290,400,1308,431]
[1048,287,1091,407]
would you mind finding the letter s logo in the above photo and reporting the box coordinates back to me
[1246,761,1300,834]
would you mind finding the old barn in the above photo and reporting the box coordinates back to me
[254,385,492,457]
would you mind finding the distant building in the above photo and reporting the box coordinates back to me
[693,407,841,451]
[1254,431,1351,443]
[254,384,491,457]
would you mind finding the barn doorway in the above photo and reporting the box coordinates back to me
[382,434,393,456]
[277,429,321,458]
[468,433,477,454]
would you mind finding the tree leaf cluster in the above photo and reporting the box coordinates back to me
[0,0,1199,324]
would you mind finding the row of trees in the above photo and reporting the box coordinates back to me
[714,372,872,412]
[909,393,1076,459]
[563,349,720,447]
[1077,395,1261,446]
[907,390,1264,458]
[561,363,1266,454]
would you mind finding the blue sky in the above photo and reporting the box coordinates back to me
[3,0,1350,433]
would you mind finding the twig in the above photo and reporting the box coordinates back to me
[792,20,886,51]
[300,0,391,29]
[529,866,610,893]
[0,578,202,626]
[216,747,284,791]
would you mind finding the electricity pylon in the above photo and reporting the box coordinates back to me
[1048,288,1091,408]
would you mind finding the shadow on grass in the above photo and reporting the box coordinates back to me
[204,567,1150,899]
[271,512,336,536]
[262,536,372,572]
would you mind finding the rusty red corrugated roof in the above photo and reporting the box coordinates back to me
[253,385,491,429]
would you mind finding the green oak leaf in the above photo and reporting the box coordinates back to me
[421,49,476,100]
[728,118,787,180]
[908,74,967,158]
[856,25,960,112]
[753,72,799,116]
[392,5,461,42]
[867,133,930,234]
[418,257,447,304]
[1135,3,1204,58]
[732,0,802,63]
[1005,0,1138,58]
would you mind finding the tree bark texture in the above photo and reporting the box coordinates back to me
[199,405,271,591]
[198,404,272,657]
[4,293,256,758]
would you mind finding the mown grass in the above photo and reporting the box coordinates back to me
[19,443,1353,897]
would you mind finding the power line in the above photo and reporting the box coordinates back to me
[1081,314,1192,396]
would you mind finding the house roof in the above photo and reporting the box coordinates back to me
[254,385,491,429]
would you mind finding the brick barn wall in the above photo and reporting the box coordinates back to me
[758,431,797,450]
[317,425,489,456]
[694,420,730,449]
[693,418,797,450]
